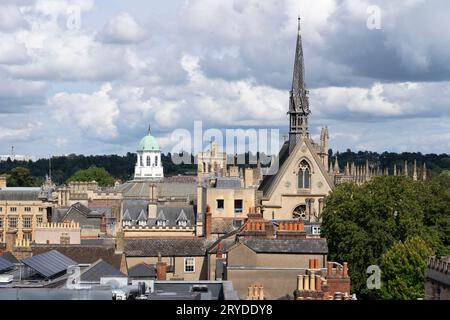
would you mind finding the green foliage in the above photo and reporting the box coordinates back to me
[66,166,114,187]
[321,176,449,299]
[379,236,433,300]
[7,167,36,187]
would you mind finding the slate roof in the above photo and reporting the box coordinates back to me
[127,263,156,278]
[125,239,214,257]
[1,252,19,264]
[0,256,14,272]
[122,200,196,227]
[55,202,104,227]
[216,178,242,189]
[211,219,238,234]
[32,245,123,269]
[258,141,290,196]
[243,239,328,254]
[80,259,125,282]
[115,179,196,199]
[0,188,41,201]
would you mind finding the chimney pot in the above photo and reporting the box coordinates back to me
[327,262,333,276]
[310,271,316,291]
[303,274,310,291]
[297,275,304,291]
[309,259,314,269]
[315,275,321,292]
[337,264,342,277]
[343,262,348,277]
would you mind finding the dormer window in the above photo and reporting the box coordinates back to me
[138,220,147,227]
[157,220,167,227]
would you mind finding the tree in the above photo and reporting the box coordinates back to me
[321,176,444,299]
[379,236,433,300]
[7,167,36,187]
[66,166,114,187]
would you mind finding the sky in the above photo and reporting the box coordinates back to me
[0,0,450,159]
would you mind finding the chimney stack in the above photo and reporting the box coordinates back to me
[343,262,348,278]
[327,262,333,276]
[156,253,167,281]
[6,230,17,253]
[205,205,212,240]
[100,215,107,233]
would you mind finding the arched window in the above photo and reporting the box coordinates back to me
[293,205,307,220]
[147,156,151,167]
[155,156,158,167]
[139,155,143,167]
[298,160,311,189]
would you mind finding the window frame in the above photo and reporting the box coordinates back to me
[23,216,33,229]
[184,257,195,273]
[298,160,311,189]
[216,199,224,211]
[234,199,243,214]
[8,216,18,228]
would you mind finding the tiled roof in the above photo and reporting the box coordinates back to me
[124,239,214,257]
[243,239,328,254]
[127,263,156,278]
[80,259,125,282]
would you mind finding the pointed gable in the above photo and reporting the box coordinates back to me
[137,209,147,221]
[176,209,189,223]
[156,210,166,221]
[123,209,132,221]
[259,136,333,201]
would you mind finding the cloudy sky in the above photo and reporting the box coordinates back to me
[0,0,449,159]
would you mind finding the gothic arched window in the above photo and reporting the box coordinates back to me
[298,160,311,189]
[146,156,151,167]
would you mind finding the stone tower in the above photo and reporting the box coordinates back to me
[289,18,311,154]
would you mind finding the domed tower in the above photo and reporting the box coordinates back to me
[134,126,164,180]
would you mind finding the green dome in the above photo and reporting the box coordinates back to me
[137,134,160,152]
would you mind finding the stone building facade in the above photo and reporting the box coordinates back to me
[425,256,450,300]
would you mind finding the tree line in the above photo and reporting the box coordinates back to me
[0,150,449,187]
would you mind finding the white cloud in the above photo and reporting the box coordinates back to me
[99,12,146,44]
[48,83,120,139]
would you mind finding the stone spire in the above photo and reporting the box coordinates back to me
[351,162,356,176]
[289,17,311,154]
[393,164,397,176]
[345,162,350,176]
[334,156,340,174]
[413,160,418,181]
[423,162,427,181]
[404,160,408,177]
[329,160,333,174]
[365,160,370,180]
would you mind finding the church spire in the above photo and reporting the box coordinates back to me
[289,17,311,154]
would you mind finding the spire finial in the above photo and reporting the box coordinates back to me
[147,124,152,135]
